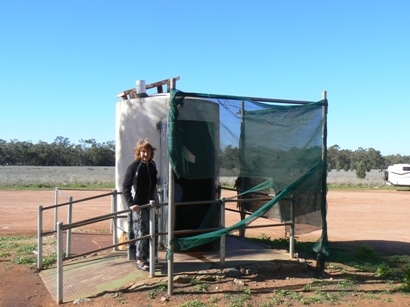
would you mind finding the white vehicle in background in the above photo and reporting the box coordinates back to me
[383,164,410,187]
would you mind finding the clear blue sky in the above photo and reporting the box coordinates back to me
[1,1,409,156]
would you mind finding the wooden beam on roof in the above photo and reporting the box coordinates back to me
[116,76,180,99]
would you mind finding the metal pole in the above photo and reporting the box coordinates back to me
[37,205,43,270]
[317,90,329,271]
[167,163,175,295]
[321,91,328,225]
[149,200,156,277]
[56,222,64,304]
[239,100,246,237]
[66,197,73,257]
[168,78,176,294]
[110,190,114,234]
[54,187,58,231]
[66,196,73,256]
[289,198,296,258]
[170,78,176,90]
[112,190,118,251]
[182,93,313,105]
[220,198,226,266]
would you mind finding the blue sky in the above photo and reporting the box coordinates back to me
[1,1,409,156]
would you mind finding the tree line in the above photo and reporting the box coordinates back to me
[327,145,410,171]
[1,138,409,171]
[219,144,410,179]
[0,137,115,166]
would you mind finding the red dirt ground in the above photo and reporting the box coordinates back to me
[1,189,410,306]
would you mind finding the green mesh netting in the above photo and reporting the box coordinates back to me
[168,89,328,256]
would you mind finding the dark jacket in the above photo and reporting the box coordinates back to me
[122,160,158,207]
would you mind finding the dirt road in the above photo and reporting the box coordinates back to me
[1,189,410,307]
[1,189,409,253]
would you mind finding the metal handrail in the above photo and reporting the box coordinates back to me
[37,189,122,270]
[49,191,296,304]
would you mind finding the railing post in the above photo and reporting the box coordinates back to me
[54,187,58,231]
[112,189,118,251]
[110,190,114,233]
[168,164,175,295]
[56,221,64,304]
[220,198,226,266]
[289,197,296,258]
[149,200,156,277]
[66,197,73,257]
[37,205,43,270]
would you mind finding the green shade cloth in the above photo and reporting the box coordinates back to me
[167,89,328,257]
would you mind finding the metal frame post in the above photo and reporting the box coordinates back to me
[321,91,328,236]
[66,196,73,257]
[56,222,64,304]
[220,198,226,266]
[238,100,246,237]
[317,90,329,271]
[168,77,176,295]
[112,189,118,250]
[54,187,58,231]
[289,198,296,258]
[37,205,43,270]
[167,163,175,295]
[149,200,156,277]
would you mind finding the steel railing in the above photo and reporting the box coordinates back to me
[39,189,295,304]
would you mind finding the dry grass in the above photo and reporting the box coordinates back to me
[0,166,386,188]
[0,166,114,187]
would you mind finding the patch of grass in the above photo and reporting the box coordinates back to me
[156,282,167,291]
[337,277,357,289]
[42,253,57,267]
[361,292,380,300]
[398,263,410,292]
[391,255,410,264]
[223,289,252,307]
[228,294,252,307]
[327,184,397,191]
[375,262,396,278]
[382,297,394,303]
[355,244,378,262]
[249,232,406,294]
[148,288,157,299]
[179,299,207,307]
[0,251,11,257]
[194,282,209,293]
[147,282,168,299]
[270,295,284,306]
[1,236,38,265]
[1,236,57,268]
[269,284,352,306]
[259,301,272,307]
[12,256,36,265]
[303,294,323,304]
[329,244,382,270]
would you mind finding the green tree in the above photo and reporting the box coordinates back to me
[327,144,340,170]
[0,137,115,166]
[383,154,410,167]
[356,161,367,179]
[220,145,240,170]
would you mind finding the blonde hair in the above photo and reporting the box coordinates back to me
[134,138,156,161]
